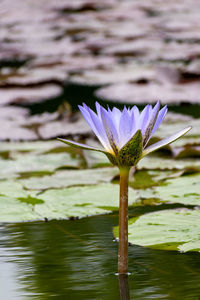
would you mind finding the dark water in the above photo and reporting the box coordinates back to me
[1,213,200,300]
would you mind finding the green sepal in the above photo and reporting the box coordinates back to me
[118,130,143,167]
[105,152,118,166]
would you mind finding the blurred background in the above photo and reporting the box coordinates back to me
[1,0,200,141]
[1,1,200,299]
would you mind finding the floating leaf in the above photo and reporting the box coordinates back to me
[0,152,82,179]
[0,84,62,105]
[69,63,155,86]
[34,184,137,220]
[114,208,200,252]
[151,173,200,206]
[129,169,183,190]
[0,180,37,198]
[19,167,119,190]
[2,67,67,86]
[39,118,91,139]
[0,140,63,154]
[96,82,200,105]
[138,155,200,171]
[0,195,41,223]
[0,183,137,222]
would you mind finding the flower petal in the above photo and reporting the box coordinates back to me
[139,104,151,135]
[100,106,120,154]
[143,101,161,146]
[142,126,192,157]
[129,105,140,135]
[111,107,121,129]
[79,104,111,152]
[150,105,168,139]
[57,138,105,153]
[118,107,132,148]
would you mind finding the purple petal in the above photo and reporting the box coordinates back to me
[79,104,111,151]
[100,106,120,154]
[95,102,102,118]
[142,101,161,146]
[150,105,168,138]
[57,138,105,152]
[111,107,121,129]
[142,126,192,156]
[118,107,132,148]
[139,105,151,135]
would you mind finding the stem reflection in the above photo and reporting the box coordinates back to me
[118,274,130,300]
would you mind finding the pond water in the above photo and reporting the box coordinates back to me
[1,210,200,300]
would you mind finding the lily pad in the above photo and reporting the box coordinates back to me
[150,173,200,206]
[39,117,91,139]
[172,146,200,158]
[129,169,184,190]
[0,152,82,179]
[0,140,64,154]
[35,184,137,220]
[0,84,62,105]
[0,180,37,198]
[0,120,38,141]
[95,82,200,105]
[138,155,200,171]
[0,195,41,223]
[114,208,200,252]
[69,63,155,86]
[0,183,137,222]
[19,167,119,190]
[3,66,67,86]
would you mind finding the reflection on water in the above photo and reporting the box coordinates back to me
[1,213,200,299]
[119,274,130,300]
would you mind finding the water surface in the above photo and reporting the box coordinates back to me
[1,212,200,299]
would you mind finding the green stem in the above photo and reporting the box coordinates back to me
[118,167,130,274]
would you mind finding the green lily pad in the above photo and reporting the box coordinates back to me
[0,141,62,154]
[114,208,200,252]
[151,173,200,206]
[129,169,183,189]
[138,155,200,171]
[83,148,111,168]
[0,195,41,223]
[19,167,119,190]
[156,118,200,141]
[172,146,200,158]
[0,180,37,198]
[0,183,138,222]
[34,184,137,220]
[0,152,82,179]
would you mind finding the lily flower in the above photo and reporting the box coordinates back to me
[58,101,191,275]
[58,101,191,167]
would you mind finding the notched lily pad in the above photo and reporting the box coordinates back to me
[114,208,200,252]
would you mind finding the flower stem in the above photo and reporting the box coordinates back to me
[118,167,130,274]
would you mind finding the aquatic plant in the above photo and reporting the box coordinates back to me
[58,101,191,274]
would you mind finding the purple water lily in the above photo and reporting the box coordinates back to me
[58,101,191,275]
[58,101,191,166]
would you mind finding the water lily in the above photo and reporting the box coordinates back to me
[58,101,191,166]
[58,101,191,275]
